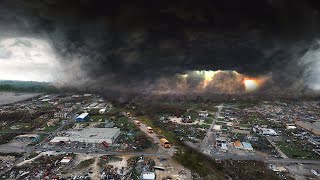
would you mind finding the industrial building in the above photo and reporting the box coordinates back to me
[75,113,89,122]
[253,127,278,136]
[51,128,120,144]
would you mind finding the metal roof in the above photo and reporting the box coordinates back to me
[69,128,120,139]
[77,113,89,119]
[242,142,253,149]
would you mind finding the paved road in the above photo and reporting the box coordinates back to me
[266,137,288,159]
[265,158,320,165]
[128,117,176,157]
[200,103,223,150]
[34,147,163,157]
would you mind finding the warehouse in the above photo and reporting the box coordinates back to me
[68,128,120,144]
[261,128,277,136]
[75,113,89,122]
[50,128,120,144]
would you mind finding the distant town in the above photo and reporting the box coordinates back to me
[0,92,319,179]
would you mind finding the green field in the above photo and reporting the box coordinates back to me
[77,158,95,169]
[43,125,59,132]
[89,115,105,122]
[277,142,320,159]
[174,146,285,180]
[0,80,59,93]
[199,124,210,129]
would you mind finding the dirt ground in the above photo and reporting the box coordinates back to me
[0,155,15,167]
[169,117,200,125]
[62,153,99,178]
[153,157,192,180]
[89,157,100,180]
[285,164,320,180]
[62,154,192,180]
[131,118,193,179]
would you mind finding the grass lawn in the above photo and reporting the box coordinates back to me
[199,124,210,129]
[89,115,105,122]
[112,116,135,129]
[204,117,214,124]
[277,142,320,159]
[239,123,251,128]
[174,146,283,179]
[77,158,95,169]
[43,125,58,132]
[183,111,198,120]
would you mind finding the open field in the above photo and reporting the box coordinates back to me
[0,92,41,105]
[276,142,320,160]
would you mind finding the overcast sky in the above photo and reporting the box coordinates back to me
[0,37,59,82]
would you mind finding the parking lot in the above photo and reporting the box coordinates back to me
[34,141,119,155]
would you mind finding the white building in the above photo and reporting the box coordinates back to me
[199,110,209,117]
[68,128,120,144]
[261,128,277,136]
[213,125,222,132]
[99,108,106,114]
[76,113,89,122]
[50,137,70,143]
[140,172,156,180]
[60,156,73,164]
[286,125,297,130]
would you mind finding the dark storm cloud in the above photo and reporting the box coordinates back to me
[1,0,320,93]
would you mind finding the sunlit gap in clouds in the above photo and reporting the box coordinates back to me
[243,78,259,92]
[152,70,271,95]
[0,37,60,82]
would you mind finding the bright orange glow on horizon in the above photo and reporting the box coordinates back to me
[243,78,259,92]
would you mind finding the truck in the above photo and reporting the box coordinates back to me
[135,120,141,126]
[147,127,153,133]
[102,141,109,148]
[160,138,171,148]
